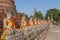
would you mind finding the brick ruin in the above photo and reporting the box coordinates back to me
[0,0,21,36]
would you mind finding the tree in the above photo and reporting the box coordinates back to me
[22,13,29,20]
[45,8,60,22]
[35,11,44,19]
[18,12,29,20]
[58,12,60,21]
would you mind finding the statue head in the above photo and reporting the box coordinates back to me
[5,9,13,19]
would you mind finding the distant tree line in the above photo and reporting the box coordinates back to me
[18,8,60,23]
[45,8,60,23]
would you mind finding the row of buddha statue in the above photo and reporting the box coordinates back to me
[20,16,49,30]
[1,10,50,39]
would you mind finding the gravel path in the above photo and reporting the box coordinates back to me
[45,25,60,40]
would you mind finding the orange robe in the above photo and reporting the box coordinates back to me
[1,18,15,39]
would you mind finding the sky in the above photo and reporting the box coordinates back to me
[14,0,60,16]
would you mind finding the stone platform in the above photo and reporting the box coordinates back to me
[45,25,60,40]
[4,24,49,40]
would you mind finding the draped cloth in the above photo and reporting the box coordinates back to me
[1,18,15,39]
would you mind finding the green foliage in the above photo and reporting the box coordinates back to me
[58,12,60,20]
[24,14,29,20]
[18,12,29,20]
[35,11,44,19]
[45,8,60,22]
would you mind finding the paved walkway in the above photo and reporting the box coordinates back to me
[45,25,60,40]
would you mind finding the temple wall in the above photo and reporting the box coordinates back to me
[0,0,17,37]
